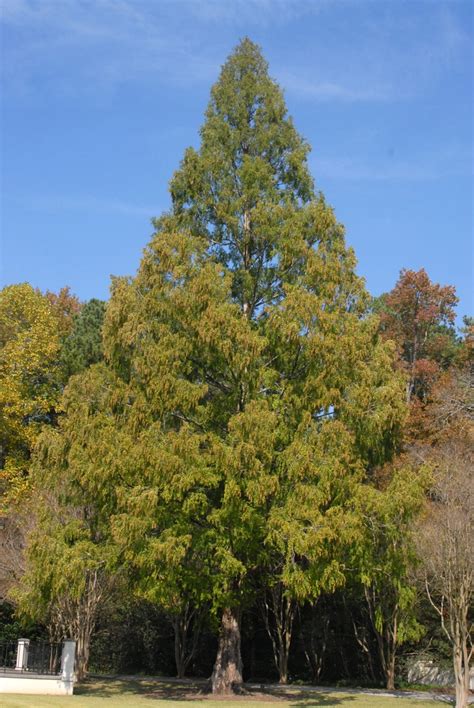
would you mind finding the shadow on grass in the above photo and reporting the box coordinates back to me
[76,678,208,701]
[265,688,355,707]
[75,679,355,704]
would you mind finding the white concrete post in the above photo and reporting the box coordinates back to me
[15,639,30,671]
[61,640,76,682]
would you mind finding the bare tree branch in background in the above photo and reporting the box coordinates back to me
[417,366,473,708]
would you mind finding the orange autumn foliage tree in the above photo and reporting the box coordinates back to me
[46,286,81,338]
[376,269,460,440]
[378,268,458,405]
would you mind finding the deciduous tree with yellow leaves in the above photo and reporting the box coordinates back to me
[0,283,63,507]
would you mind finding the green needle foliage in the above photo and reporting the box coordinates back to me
[59,298,106,380]
[21,39,407,692]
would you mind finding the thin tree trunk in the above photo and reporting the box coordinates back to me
[49,569,104,682]
[261,586,295,684]
[385,653,396,691]
[454,599,471,708]
[351,618,377,684]
[173,616,186,679]
[75,633,89,682]
[278,646,289,685]
[172,604,203,679]
[425,581,472,708]
[364,586,398,690]
[211,607,243,695]
[453,627,472,708]
[453,643,469,708]
[74,598,94,681]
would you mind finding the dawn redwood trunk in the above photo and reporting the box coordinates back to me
[211,608,243,694]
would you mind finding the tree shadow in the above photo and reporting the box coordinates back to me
[143,682,208,701]
[77,677,211,701]
[75,678,359,704]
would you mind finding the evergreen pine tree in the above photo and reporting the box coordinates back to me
[59,298,106,380]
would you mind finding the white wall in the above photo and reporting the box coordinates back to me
[0,674,74,695]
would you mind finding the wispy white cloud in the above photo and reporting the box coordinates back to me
[1,0,471,103]
[278,72,396,102]
[1,0,221,92]
[275,1,471,104]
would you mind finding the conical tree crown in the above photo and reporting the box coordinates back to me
[105,39,388,438]
[171,38,313,211]
[167,38,321,316]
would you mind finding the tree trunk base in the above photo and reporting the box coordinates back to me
[211,608,243,695]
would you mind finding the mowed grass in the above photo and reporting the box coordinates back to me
[0,678,450,708]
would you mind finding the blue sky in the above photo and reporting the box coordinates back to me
[1,0,472,321]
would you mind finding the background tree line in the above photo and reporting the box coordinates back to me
[0,40,471,707]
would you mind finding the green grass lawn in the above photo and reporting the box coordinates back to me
[0,678,451,708]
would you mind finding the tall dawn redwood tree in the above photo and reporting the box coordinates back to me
[30,39,405,693]
[101,40,406,693]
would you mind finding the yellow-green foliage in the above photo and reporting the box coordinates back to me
[22,40,408,627]
[0,283,62,506]
[353,465,431,647]
[101,40,405,613]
